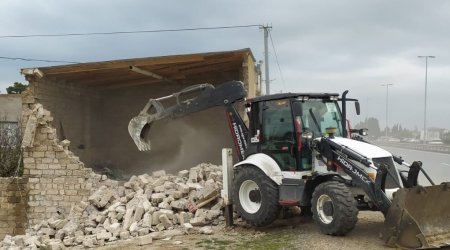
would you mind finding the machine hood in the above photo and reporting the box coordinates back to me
[330,137,392,159]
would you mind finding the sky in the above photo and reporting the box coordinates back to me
[1,0,449,130]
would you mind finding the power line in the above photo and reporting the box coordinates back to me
[0,56,81,64]
[0,24,262,39]
[268,30,286,91]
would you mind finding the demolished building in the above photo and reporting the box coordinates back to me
[0,49,260,240]
[21,48,260,173]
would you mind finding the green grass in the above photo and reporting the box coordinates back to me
[234,230,296,250]
[195,238,235,250]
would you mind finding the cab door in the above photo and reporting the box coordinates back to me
[292,100,312,170]
[260,99,298,171]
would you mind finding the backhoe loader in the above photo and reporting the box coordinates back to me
[128,80,450,249]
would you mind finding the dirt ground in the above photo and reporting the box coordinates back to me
[98,211,392,250]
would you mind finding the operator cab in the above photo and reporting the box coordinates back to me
[246,93,342,173]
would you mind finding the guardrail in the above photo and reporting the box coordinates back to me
[373,141,450,154]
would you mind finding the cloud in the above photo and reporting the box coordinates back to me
[0,0,449,129]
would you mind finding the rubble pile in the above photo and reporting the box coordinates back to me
[1,163,226,249]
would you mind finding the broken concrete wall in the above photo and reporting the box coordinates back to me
[20,89,118,227]
[27,79,99,167]
[0,177,28,240]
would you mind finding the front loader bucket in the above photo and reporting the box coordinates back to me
[382,183,450,249]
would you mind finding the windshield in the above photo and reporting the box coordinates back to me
[295,99,343,138]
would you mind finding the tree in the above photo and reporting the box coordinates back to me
[6,82,28,94]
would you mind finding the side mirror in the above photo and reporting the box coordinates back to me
[350,128,368,136]
[355,101,360,115]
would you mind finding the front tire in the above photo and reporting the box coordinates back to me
[311,181,358,236]
[234,166,280,227]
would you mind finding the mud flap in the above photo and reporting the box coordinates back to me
[382,183,450,249]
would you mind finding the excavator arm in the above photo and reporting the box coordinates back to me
[128,80,248,153]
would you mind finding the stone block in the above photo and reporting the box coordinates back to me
[129,222,138,232]
[151,177,166,187]
[182,223,195,233]
[151,193,165,204]
[177,183,190,194]
[206,210,222,221]
[62,220,79,236]
[137,234,153,246]
[154,185,165,193]
[142,212,152,228]
[45,151,55,158]
[186,182,203,191]
[159,214,172,229]
[96,230,112,240]
[63,236,74,246]
[199,226,214,235]
[122,207,135,230]
[88,185,114,208]
[138,227,150,236]
[138,174,150,186]
[164,181,176,189]
[82,236,95,248]
[158,201,171,210]
[32,152,45,158]
[170,199,187,211]
[107,223,121,237]
[173,190,183,199]
[190,216,206,226]
[152,170,166,178]
[178,170,189,178]
[119,231,130,240]
[133,206,145,223]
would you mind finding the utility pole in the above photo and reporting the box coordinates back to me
[261,25,272,95]
[418,56,435,144]
[381,84,393,137]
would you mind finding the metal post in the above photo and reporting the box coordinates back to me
[221,148,234,227]
[381,84,393,137]
[418,56,435,144]
[261,25,272,95]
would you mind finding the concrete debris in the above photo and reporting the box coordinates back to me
[0,163,225,249]
[199,226,214,235]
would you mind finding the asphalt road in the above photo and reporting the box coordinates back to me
[380,145,450,185]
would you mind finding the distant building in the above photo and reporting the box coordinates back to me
[0,94,22,138]
[420,130,441,141]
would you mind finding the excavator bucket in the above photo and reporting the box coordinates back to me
[383,183,450,249]
[128,99,165,151]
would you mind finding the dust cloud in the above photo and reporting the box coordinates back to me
[131,114,234,175]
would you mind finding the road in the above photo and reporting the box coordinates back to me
[380,145,450,185]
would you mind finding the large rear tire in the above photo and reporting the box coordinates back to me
[311,181,358,236]
[234,166,280,227]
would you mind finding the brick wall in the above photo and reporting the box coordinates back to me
[20,89,118,227]
[0,177,28,240]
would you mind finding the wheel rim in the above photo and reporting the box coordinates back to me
[317,194,334,224]
[239,180,261,214]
